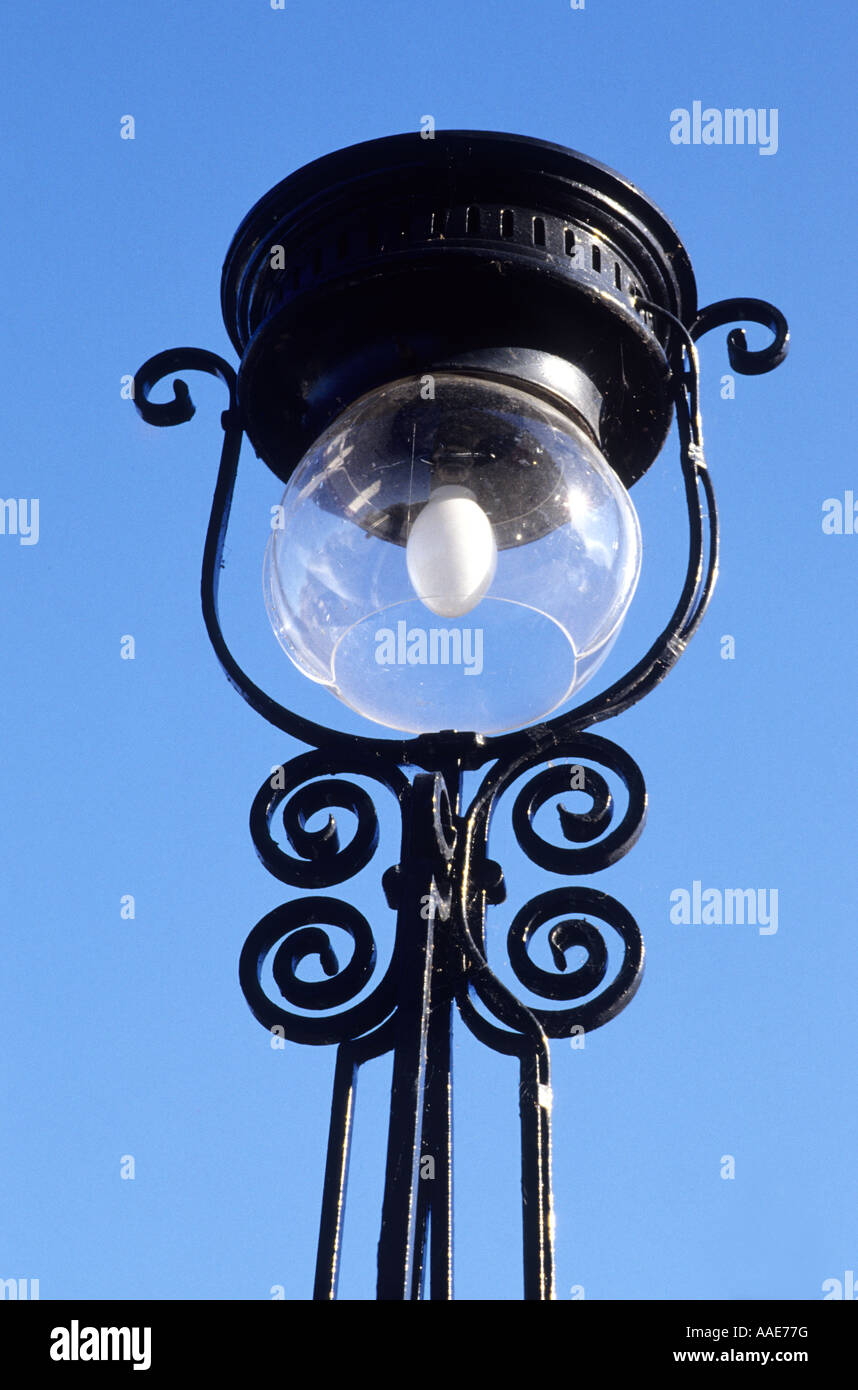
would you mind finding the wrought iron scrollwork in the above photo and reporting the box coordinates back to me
[511,737,647,876]
[454,731,647,1045]
[446,732,648,1299]
[133,347,237,425]
[248,750,405,889]
[239,897,388,1045]
[506,887,644,1036]
[690,297,789,375]
[239,751,410,1046]
[133,284,788,1299]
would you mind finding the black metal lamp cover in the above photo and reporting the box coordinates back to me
[134,131,788,1300]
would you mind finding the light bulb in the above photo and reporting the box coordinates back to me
[405,485,498,618]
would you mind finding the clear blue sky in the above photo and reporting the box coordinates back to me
[2,0,856,1301]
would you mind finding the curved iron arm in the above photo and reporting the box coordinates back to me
[530,304,715,738]
[133,347,238,425]
[690,296,789,375]
[133,334,721,767]
[133,348,458,764]
[134,298,787,764]
[488,295,788,747]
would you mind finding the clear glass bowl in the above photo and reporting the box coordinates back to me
[264,373,641,734]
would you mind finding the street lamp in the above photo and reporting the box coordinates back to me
[133,131,788,1300]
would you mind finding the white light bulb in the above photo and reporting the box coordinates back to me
[406,484,498,618]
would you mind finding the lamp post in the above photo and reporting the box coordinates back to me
[133,131,788,1301]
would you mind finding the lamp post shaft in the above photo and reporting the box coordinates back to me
[377,768,457,1299]
[374,763,556,1300]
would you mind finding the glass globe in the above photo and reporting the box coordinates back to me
[264,373,641,734]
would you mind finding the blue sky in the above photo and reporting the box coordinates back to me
[2,0,856,1301]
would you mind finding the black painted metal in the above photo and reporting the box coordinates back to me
[690,296,789,374]
[376,771,457,1298]
[220,131,695,490]
[133,132,789,1300]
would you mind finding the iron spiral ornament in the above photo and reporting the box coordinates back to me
[248,750,410,888]
[505,888,644,1036]
[239,895,397,1047]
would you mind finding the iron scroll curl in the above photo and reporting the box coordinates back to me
[239,896,396,1045]
[248,749,410,889]
[133,347,237,424]
[690,297,789,376]
[505,887,644,1036]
